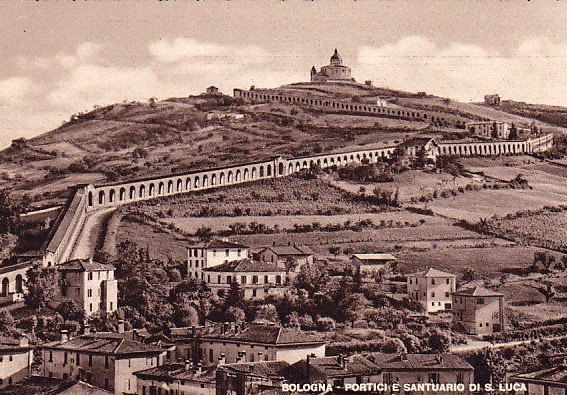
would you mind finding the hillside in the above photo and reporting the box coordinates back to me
[0,83,565,208]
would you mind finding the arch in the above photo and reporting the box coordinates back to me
[350,155,354,162]
[330,157,335,165]
[228,171,234,183]
[119,187,126,201]
[244,168,249,180]
[236,170,241,182]
[323,158,328,166]
[1,278,8,297]
[168,180,174,194]
[185,178,191,190]
[251,167,257,179]
[337,156,342,164]
[295,162,300,171]
[317,159,321,167]
[203,175,209,187]
[149,183,155,196]
[130,186,136,200]
[98,191,105,205]
[344,155,348,162]
[158,182,164,195]
[302,161,308,169]
[15,274,23,293]
[211,174,217,186]
[88,192,93,207]
[356,154,361,161]
[194,176,200,188]
[267,164,272,176]
[177,179,182,192]
[278,163,284,175]
[220,172,225,184]
[288,163,293,173]
[259,166,264,177]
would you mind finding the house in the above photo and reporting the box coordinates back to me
[135,361,216,395]
[452,286,504,335]
[206,86,220,95]
[41,332,166,394]
[465,121,510,140]
[368,352,474,395]
[397,137,439,165]
[508,366,567,395]
[201,259,287,299]
[350,253,396,277]
[216,360,290,395]
[0,335,33,388]
[484,94,501,106]
[187,239,250,280]
[54,258,118,316]
[285,354,381,390]
[407,268,456,313]
[0,378,113,395]
[256,245,314,274]
[171,322,325,366]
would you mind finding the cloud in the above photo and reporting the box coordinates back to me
[149,37,270,65]
[357,36,567,105]
[0,76,34,105]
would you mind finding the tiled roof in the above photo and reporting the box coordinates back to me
[230,324,323,345]
[203,259,285,273]
[311,355,381,378]
[58,381,113,395]
[44,335,163,356]
[206,239,249,249]
[135,362,217,383]
[511,366,567,384]
[454,286,503,297]
[220,361,290,379]
[368,353,473,371]
[407,268,456,278]
[262,246,312,256]
[352,253,396,261]
[58,258,115,272]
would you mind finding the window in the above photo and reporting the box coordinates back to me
[105,356,109,368]
[218,275,221,284]
[227,276,232,283]
[110,302,113,310]
[264,275,269,284]
[252,289,257,297]
[213,250,217,257]
[409,278,412,284]
[207,275,211,283]
[9,355,12,361]
[477,298,485,305]
[252,275,258,284]
[276,275,281,285]
[431,279,436,285]
[87,289,92,297]
[88,355,93,367]
[88,272,93,281]
[237,249,241,257]
[89,303,93,312]
[63,373,68,379]
[431,292,435,297]
[241,276,247,284]
[104,378,109,390]
[457,372,464,384]
[209,349,214,363]
[76,353,80,365]
[225,249,229,257]
[446,278,450,284]
[64,352,68,365]
[428,373,439,383]
[49,351,53,362]
[445,292,450,298]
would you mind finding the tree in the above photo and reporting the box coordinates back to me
[56,300,85,322]
[532,251,556,273]
[328,246,341,257]
[0,190,22,234]
[427,329,451,353]
[226,306,246,322]
[24,263,59,310]
[255,304,279,323]
[462,266,478,282]
[225,281,244,309]
[535,282,556,303]
[338,293,372,326]
[0,310,15,334]
[508,123,518,140]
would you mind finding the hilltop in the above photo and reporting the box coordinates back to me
[0,82,565,208]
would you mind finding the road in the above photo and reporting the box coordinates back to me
[451,335,567,353]
[70,207,116,260]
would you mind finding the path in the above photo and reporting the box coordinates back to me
[70,207,116,260]
[451,335,567,353]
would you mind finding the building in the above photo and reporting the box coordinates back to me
[216,360,290,395]
[41,333,166,394]
[206,86,220,95]
[508,366,567,395]
[201,259,287,299]
[135,361,216,395]
[484,94,501,106]
[206,111,245,121]
[368,352,474,395]
[0,335,33,389]
[407,268,456,313]
[285,354,381,390]
[256,245,314,274]
[55,258,118,316]
[452,286,504,335]
[187,239,250,280]
[350,254,396,277]
[310,49,354,83]
[171,322,325,366]
[466,121,510,140]
[0,378,113,395]
[397,137,440,165]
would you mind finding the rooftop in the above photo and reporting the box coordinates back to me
[43,335,163,356]
[511,366,567,384]
[351,253,396,261]
[188,239,249,250]
[407,268,456,278]
[0,378,112,395]
[58,258,115,272]
[203,259,285,273]
[219,361,290,379]
[398,137,436,149]
[454,286,503,297]
[368,353,473,371]
[286,355,380,380]
[135,362,217,383]
[262,245,313,256]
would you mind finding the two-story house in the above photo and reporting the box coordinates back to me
[407,268,456,313]
[55,258,118,316]
[453,286,504,335]
[256,245,314,274]
[187,239,250,280]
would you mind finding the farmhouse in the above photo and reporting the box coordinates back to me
[350,253,396,277]
[452,286,504,335]
[201,259,287,299]
[187,239,250,280]
[407,268,456,313]
[171,322,325,366]
[53,258,118,316]
[256,245,314,273]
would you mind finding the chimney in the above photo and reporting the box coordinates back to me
[306,354,311,380]
[257,351,263,361]
[223,322,229,334]
[196,362,203,374]
[218,353,226,366]
[61,330,69,342]
[185,359,192,371]
[118,320,125,334]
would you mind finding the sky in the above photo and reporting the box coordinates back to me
[1,0,567,148]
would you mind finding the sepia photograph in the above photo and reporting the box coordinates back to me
[0,0,567,394]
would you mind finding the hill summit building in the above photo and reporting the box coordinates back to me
[310,49,355,83]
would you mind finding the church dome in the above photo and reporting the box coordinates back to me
[330,49,342,65]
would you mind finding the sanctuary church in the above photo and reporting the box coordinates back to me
[310,49,355,83]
